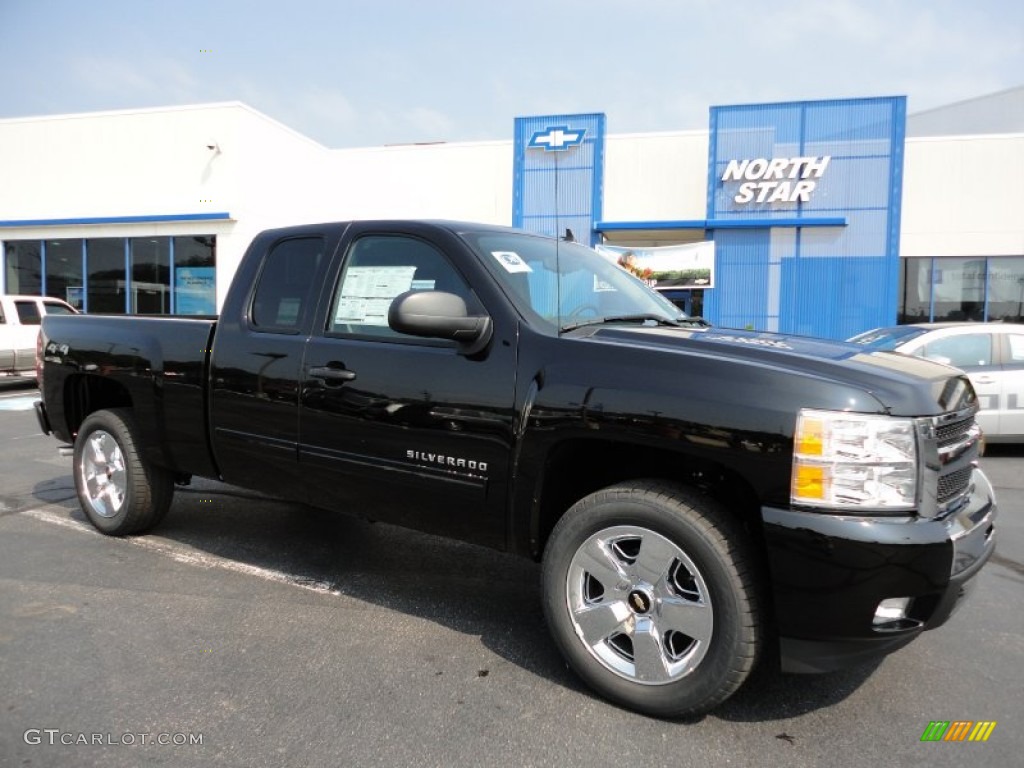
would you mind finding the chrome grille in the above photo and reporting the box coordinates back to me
[936,416,974,448]
[927,409,980,518]
[938,466,973,504]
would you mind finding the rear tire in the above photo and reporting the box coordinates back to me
[542,480,761,718]
[73,408,174,535]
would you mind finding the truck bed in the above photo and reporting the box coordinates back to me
[39,314,218,478]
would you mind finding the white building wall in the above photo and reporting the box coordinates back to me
[0,103,513,308]
[2,102,1022,311]
[0,103,244,221]
[901,134,1024,257]
[324,142,512,223]
[603,131,709,222]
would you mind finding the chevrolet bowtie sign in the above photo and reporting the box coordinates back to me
[528,126,586,151]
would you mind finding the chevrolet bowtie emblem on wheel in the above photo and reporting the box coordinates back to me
[629,591,651,614]
[528,125,586,151]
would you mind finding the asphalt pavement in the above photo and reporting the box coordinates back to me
[1,378,1021,767]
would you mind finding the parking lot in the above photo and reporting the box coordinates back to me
[1,378,1021,767]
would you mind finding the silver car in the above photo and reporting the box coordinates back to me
[850,322,1024,442]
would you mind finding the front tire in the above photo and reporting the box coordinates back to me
[73,408,174,535]
[542,480,761,717]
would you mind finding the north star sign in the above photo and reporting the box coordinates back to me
[721,155,831,204]
[528,126,586,151]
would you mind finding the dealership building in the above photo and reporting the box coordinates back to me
[1,87,1021,339]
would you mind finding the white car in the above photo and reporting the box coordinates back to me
[849,322,1024,443]
[0,295,78,376]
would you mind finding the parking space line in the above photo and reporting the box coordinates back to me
[22,506,344,597]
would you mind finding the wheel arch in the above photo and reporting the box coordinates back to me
[528,439,767,563]
[62,373,133,439]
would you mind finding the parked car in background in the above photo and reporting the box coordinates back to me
[0,295,78,376]
[849,322,1024,442]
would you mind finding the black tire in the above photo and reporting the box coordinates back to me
[73,408,174,535]
[541,480,761,718]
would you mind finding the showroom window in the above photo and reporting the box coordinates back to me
[87,238,128,313]
[983,257,1024,322]
[46,239,85,309]
[3,241,42,295]
[1,235,216,314]
[899,256,1024,324]
[130,237,171,314]
[173,235,216,315]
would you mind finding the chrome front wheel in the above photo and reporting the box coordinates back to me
[566,525,713,685]
[542,481,761,718]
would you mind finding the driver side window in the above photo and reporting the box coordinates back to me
[328,235,476,340]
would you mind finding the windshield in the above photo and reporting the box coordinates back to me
[460,230,688,333]
[848,326,930,351]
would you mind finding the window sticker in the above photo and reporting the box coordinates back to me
[593,275,617,293]
[276,298,302,326]
[410,279,436,291]
[492,251,532,273]
[335,266,416,326]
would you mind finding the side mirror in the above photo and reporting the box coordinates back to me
[388,291,492,355]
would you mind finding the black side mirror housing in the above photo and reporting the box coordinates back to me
[388,291,492,355]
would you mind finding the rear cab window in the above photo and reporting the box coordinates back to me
[14,301,42,325]
[249,237,326,333]
[42,301,76,316]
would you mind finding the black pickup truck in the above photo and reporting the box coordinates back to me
[35,220,997,717]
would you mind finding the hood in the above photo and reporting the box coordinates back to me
[571,324,976,416]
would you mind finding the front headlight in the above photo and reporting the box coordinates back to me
[791,409,918,512]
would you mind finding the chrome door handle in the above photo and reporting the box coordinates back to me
[309,365,357,382]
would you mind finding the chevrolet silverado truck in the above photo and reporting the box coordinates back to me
[34,220,997,717]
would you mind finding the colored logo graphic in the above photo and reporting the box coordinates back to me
[528,126,586,151]
[920,721,997,742]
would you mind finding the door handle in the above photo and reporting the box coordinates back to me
[309,365,357,382]
[973,376,996,385]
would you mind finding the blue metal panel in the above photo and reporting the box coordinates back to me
[0,212,231,228]
[707,97,907,339]
[40,240,47,296]
[702,229,770,329]
[80,240,88,313]
[123,238,131,314]
[595,220,709,231]
[596,217,846,232]
[704,217,847,229]
[169,236,176,314]
[779,257,890,339]
[513,114,606,246]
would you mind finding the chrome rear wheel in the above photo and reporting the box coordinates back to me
[73,408,174,535]
[79,429,128,518]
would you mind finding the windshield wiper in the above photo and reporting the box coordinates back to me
[560,314,684,333]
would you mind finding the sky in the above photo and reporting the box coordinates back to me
[1,0,1022,149]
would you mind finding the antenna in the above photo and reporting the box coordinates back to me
[555,151,562,334]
